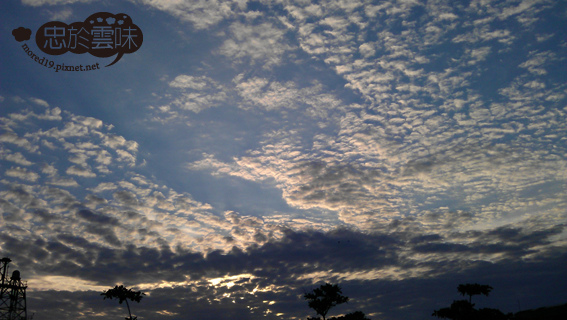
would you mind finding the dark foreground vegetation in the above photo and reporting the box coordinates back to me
[512,303,567,320]
[304,283,371,320]
[433,283,567,320]
[101,285,145,320]
[304,282,567,320]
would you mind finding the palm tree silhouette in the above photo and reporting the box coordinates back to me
[457,283,493,304]
[101,285,145,320]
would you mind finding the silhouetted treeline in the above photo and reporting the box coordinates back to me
[512,303,567,320]
[433,283,567,320]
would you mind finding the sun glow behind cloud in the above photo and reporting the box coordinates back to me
[27,276,108,292]
[208,273,256,290]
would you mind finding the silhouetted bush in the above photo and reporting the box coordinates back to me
[433,284,508,320]
[304,283,370,320]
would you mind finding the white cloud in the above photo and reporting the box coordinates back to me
[169,75,211,90]
[0,132,38,152]
[162,74,228,113]
[94,149,112,165]
[44,7,73,21]
[358,43,375,58]
[1,151,34,166]
[30,98,49,107]
[234,76,342,119]
[27,275,107,292]
[139,0,242,29]
[1,104,286,255]
[102,134,138,152]
[497,0,553,23]
[468,46,491,64]
[90,182,117,193]
[41,164,57,176]
[219,22,294,68]
[519,51,555,75]
[21,0,91,6]
[5,167,40,182]
[48,176,79,187]
[66,165,96,178]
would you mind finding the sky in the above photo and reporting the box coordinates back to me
[1,0,566,319]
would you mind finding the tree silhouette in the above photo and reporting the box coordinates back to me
[433,284,507,320]
[432,300,476,320]
[457,283,493,304]
[101,285,145,320]
[304,283,349,320]
[477,308,508,320]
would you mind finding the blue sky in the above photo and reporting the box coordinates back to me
[1,0,567,319]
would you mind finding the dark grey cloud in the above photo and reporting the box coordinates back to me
[413,242,470,254]
[410,234,443,244]
[56,233,95,248]
[84,224,122,247]
[112,190,140,207]
[250,228,400,272]
[21,247,567,320]
[31,208,57,223]
[76,209,118,225]
[3,216,567,319]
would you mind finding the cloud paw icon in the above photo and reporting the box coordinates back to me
[12,27,32,42]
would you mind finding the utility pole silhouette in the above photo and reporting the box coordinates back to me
[0,257,28,320]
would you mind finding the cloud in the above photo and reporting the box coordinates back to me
[8,222,567,319]
[1,102,235,261]
[27,275,107,292]
[21,0,90,5]
[5,167,40,182]
[0,150,34,166]
[6,106,62,122]
[66,165,97,177]
[44,7,73,21]
[112,190,139,207]
[47,176,79,187]
[169,75,211,90]
[467,46,491,65]
[30,98,50,107]
[497,0,553,24]
[89,182,117,193]
[0,132,38,152]
[519,50,555,75]
[0,107,144,185]
[41,163,57,176]
[102,134,138,152]
[358,43,375,58]
[138,0,243,29]
[219,22,294,68]
[76,209,118,225]
[233,75,344,123]
[160,75,228,113]
[115,149,136,167]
